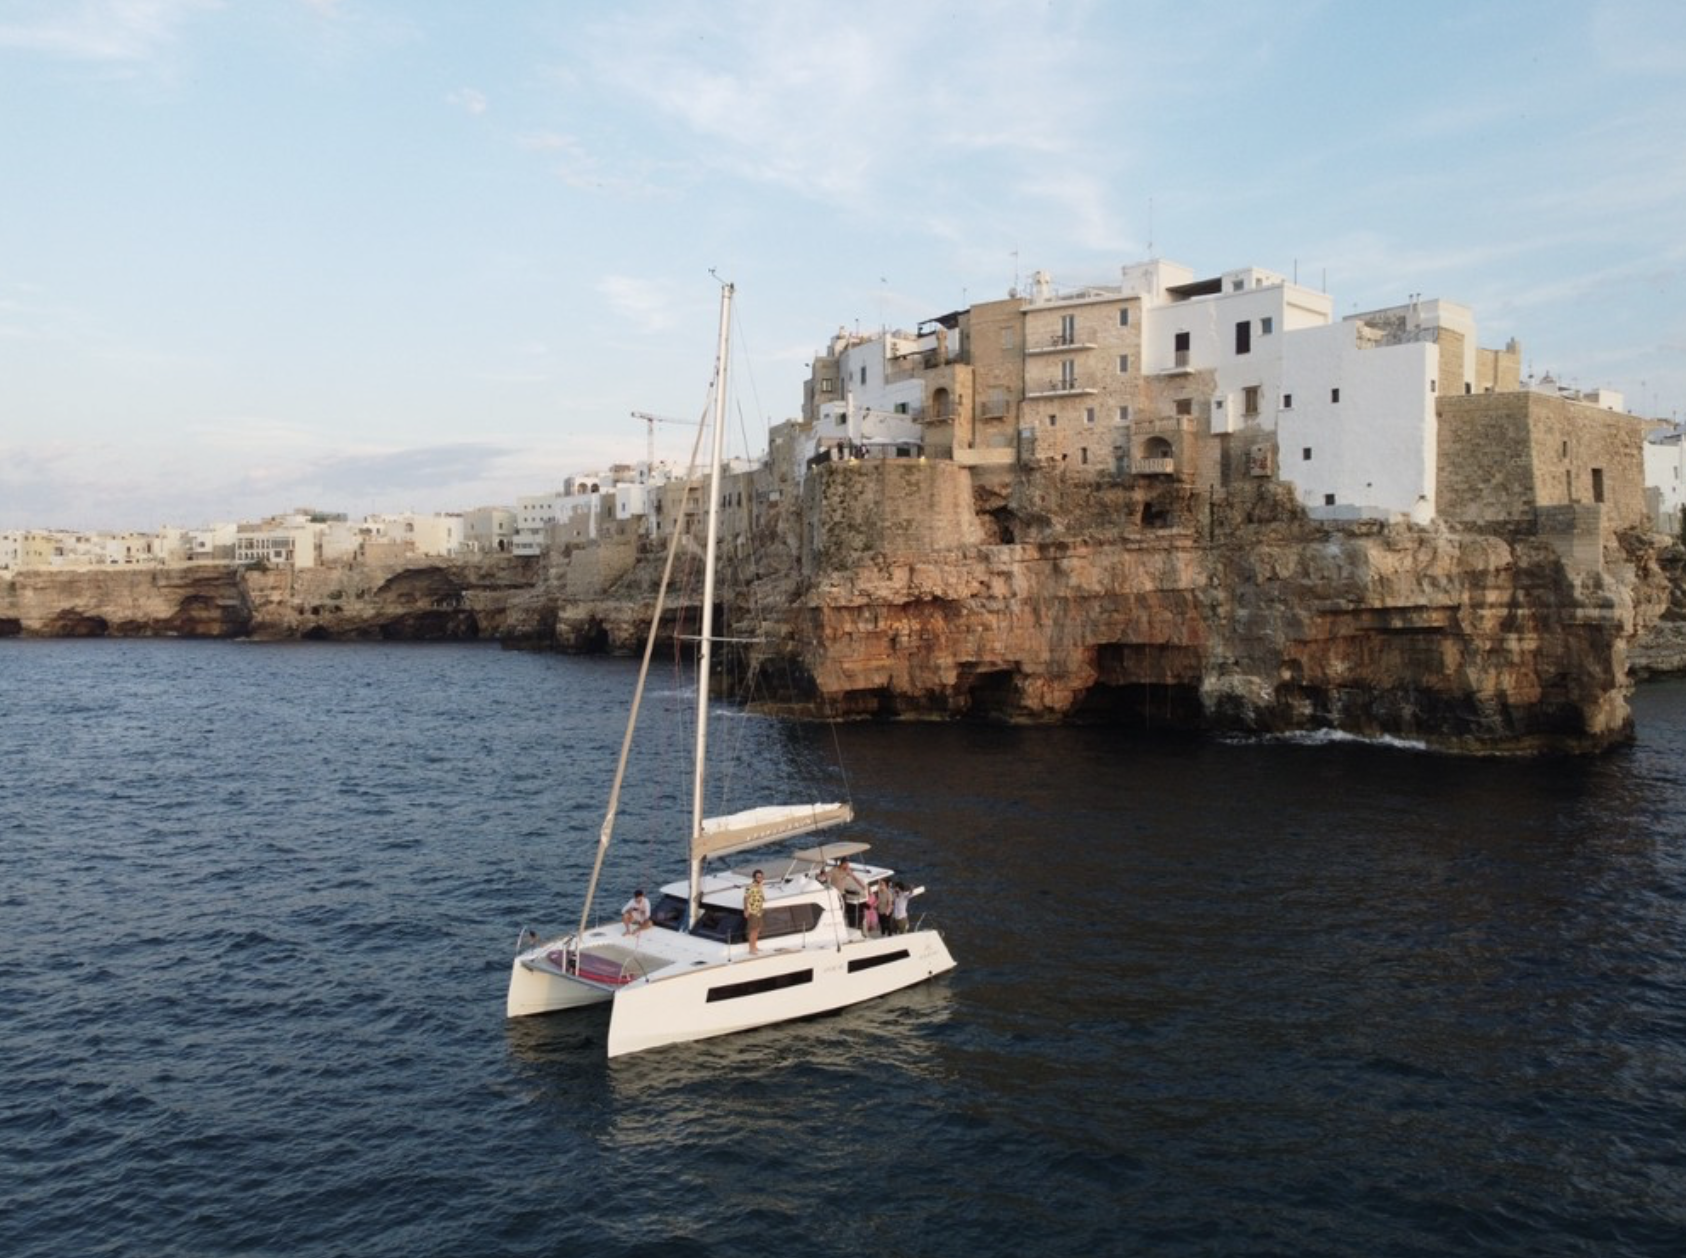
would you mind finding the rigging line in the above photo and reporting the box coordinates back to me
[727,293,770,454]
[575,362,717,940]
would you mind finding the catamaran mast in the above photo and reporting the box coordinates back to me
[688,280,733,927]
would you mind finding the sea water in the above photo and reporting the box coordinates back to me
[2,639,1683,1256]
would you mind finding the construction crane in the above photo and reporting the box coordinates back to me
[630,411,698,467]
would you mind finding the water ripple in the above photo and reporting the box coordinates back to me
[3,644,1686,1256]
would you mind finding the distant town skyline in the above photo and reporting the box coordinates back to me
[4,0,1683,533]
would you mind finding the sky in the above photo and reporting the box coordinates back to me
[2,0,1684,532]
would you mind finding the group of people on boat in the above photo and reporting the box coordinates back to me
[827,858,910,937]
[615,856,911,952]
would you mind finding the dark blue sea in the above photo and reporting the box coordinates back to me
[2,639,1684,1257]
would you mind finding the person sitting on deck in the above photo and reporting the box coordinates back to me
[622,889,652,935]
[828,859,869,930]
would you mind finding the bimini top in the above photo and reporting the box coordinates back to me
[693,802,854,862]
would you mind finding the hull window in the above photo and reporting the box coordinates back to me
[847,950,910,974]
[706,969,815,1003]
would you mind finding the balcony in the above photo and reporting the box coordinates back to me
[1024,378,1098,399]
[1026,334,1097,355]
[1131,457,1175,476]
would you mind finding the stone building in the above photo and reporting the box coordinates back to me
[796,257,1560,529]
[1437,389,1651,546]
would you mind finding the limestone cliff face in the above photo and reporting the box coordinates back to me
[739,468,1666,754]
[0,565,253,637]
[1628,541,1686,678]
[240,559,539,640]
[0,557,540,642]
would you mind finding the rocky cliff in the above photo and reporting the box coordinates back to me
[730,469,1672,754]
[5,472,1678,754]
[0,556,542,641]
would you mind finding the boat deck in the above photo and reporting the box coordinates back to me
[536,941,683,985]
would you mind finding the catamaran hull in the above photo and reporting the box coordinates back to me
[604,929,955,1058]
[506,955,616,1018]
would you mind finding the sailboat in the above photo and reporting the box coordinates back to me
[506,282,956,1058]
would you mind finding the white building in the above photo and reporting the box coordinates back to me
[514,491,566,556]
[1127,261,1473,521]
[461,506,516,554]
[362,512,464,558]
[1645,423,1686,536]
[789,330,927,475]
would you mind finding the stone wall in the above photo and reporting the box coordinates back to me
[801,458,984,570]
[1436,391,1648,542]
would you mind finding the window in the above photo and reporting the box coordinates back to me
[1303,448,1313,461]
[762,903,823,938]
[1174,330,1190,367]
[1002,328,1016,350]
[1430,379,1437,393]
[1243,386,1260,416]
[1119,308,1131,327]
[1331,387,1341,403]
[1231,278,1244,292]
[1081,447,1089,465]
[848,950,909,974]
[1282,393,1293,409]
[1324,493,1336,506]
[1059,313,1076,345]
[1118,354,1130,374]
[1085,407,1096,425]
[1261,316,1274,335]
[1047,413,1057,427]
[860,365,867,385]
[708,969,814,1002]
[1060,359,1076,389]
[1592,468,1605,503]
[1235,321,1251,355]
[820,378,834,393]
[1118,405,1131,423]
[1175,398,1193,416]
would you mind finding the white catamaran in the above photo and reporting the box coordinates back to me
[505,282,956,1058]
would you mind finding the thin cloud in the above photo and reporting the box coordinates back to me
[597,275,680,333]
[447,87,488,116]
[0,0,221,62]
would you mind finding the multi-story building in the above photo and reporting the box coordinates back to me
[513,491,566,556]
[797,258,1634,528]
[361,512,464,559]
[462,506,517,555]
